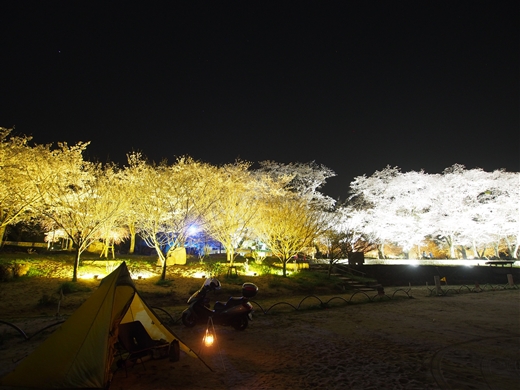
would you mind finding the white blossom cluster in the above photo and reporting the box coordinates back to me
[345,165,519,259]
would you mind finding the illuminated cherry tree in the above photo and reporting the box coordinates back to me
[254,190,333,276]
[348,167,434,258]
[201,161,260,266]
[4,127,517,266]
[454,169,519,259]
[427,165,482,258]
[319,206,372,273]
[126,154,220,279]
[35,146,123,281]
[257,160,336,207]
[121,153,164,260]
[348,164,519,259]
[491,171,519,258]
[0,128,52,245]
[93,165,129,259]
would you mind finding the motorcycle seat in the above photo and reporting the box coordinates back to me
[215,297,245,311]
[225,296,245,307]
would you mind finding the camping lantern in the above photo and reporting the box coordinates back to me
[198,317,224,370]
[203,328,214,347]
[202,317,217,348]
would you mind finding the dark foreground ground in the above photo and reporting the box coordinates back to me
[1,286,519,389]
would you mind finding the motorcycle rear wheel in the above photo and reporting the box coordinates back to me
[181,311,197,327]
[232,314,248,331]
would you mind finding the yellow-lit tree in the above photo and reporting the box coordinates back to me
[160,157,222,278]
[202,161,260,266]
[116,154,147,255]
[127,154,221,280]
[98,226,128,259]
[122,153,167,268]
[0,128,50,245]
[94,164,129,259]
[35,146,122,281]
[254,192,333,276]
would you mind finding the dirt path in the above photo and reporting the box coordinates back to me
[2,287,518,389]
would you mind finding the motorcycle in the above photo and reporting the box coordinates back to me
[181,278,258,331]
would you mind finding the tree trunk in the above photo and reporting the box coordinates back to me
[72,245,81,282]
[472,241,478,259]
[0,225,6,247]
[100,238,108,258]
[458,246,467,259]
[473,242,486,259]
[227,247,235,266]
[328,260,333,276]
[445,236,455,259]
[161,261,167,280]
[377,244,385,259]
[504,237,518,259]
[157,245,167,280]
[128,223,136,254]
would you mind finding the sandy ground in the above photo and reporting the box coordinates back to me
[1,285,519,390]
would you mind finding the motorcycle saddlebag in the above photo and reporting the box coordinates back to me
[242,282,258,298]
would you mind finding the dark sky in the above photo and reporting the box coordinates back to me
[1,1,518,199]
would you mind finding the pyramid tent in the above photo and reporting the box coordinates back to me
[0,262,201,389]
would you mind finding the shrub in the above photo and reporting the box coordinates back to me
[0,262,31,281]
[203,262,225,277]
[12,263,30,277]
[248,262,273,276]
[0,264,12,281]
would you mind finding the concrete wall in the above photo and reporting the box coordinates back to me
[356,264,520,287]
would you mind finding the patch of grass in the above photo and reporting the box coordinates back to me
[57,281,92,294]
[266,275,290,289]
[154,278,173,287]
[266,271,346,294]
[348,274,378,284]
[291,270,336,283]
[25,267,45,277]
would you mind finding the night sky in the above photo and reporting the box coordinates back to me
[1,1,518,199]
